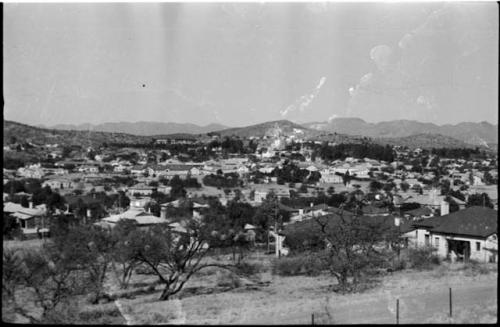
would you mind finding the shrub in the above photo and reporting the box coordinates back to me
[271,253,324,276]
[465,260,490,276]
[407,246,441,270]
[235,261,262,276]
[216,271,242,288]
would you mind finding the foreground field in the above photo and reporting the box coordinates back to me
[3,245,496,324]
[109,253,497,324]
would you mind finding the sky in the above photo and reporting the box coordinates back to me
[3,2,499,127]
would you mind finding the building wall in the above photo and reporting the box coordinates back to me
[431,233,496,263]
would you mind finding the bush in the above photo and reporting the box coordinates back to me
[235,261,262,276]
[215,271,242,288]
[465,260,491,276]
[271,253,324,276]
[407,246,441,270]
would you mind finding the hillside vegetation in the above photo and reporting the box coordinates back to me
[4,120,151,147]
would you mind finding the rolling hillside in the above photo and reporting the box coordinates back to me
[4,120,151,147]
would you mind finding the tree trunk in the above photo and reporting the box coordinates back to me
[159,285,172,301]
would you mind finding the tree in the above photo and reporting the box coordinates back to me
[2,223,113,322]
[483,171,496,185]
[3,213,22,239]
[313,208,398,293]
[440,179,451,195]
[399,182,410,192]
[369,181,383,193]
[128,220,233,301]
[110,220,142,289]
[466,193,494,208]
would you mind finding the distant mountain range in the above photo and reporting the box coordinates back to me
[304,118,498,148]
[40,121,229,136]
[5,118,496,151]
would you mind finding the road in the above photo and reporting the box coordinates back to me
[242,279,497,324]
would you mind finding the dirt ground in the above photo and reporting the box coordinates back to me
[109,253,497,324]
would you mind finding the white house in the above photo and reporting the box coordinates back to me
[403,206,497,263]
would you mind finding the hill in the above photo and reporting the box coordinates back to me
[305,118,498,147]
[213,120,313,138]
[374,133,475,149]
[4,120,151,147]
[43,121,229,136]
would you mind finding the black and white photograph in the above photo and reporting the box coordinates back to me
[3,0,498,324]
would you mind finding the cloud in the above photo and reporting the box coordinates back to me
[280,77,327,117]
[398,33,414,49]
[327,114,338,122]
[370,45,397,73]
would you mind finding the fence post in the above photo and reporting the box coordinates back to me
[396,299,399,324]
[449,288,452,318]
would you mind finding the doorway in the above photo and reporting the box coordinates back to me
[447,239,471,262]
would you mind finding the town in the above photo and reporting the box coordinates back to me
[3,120,498,323]
[3,2,498,325]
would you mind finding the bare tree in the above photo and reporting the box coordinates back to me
[130,220,233,301]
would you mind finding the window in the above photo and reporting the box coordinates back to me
[476,242,481,251]
[435,237,439,247]
[425,235,430,246]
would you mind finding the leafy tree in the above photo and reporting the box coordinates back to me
[466,193,494,208]
[313,210,398,293]
[399,182,410,192]
[3,213,22,239]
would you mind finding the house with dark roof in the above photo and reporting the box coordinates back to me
[402,206,497,263]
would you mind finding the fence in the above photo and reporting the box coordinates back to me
[309,287,455,325]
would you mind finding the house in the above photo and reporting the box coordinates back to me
[42,178,74,190]
[97,208,167,229]
[77,165,99,174]
[4,202,49,238]
[402,206,497,263]
[17,167,45,179]
[164,164,191,178]
[319,169,343,184]
[254,187,290,203]
[404,206,434,220]
[129,197,153,210]
[289,203,331,223]
[127,183,155,196]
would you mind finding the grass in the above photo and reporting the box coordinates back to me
[5,248,497,324]
[425,302,497,324]
[3,239,47,251]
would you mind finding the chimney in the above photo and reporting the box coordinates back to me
[310,202,314,207]
[440,200,449,216]
[29,201,33,209]
[86,208,91,218]
[160,206,167,219]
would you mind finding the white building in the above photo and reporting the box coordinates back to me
[403,206,497,263]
